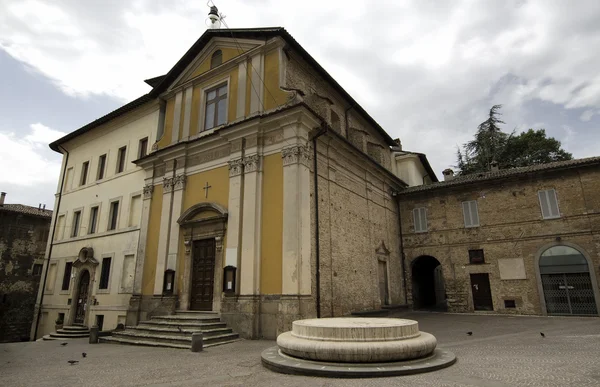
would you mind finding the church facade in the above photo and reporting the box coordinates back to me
[35,28,435,339]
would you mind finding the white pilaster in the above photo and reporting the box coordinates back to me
[171,91,183,143]
[237,62,247,119]
[181,86,193,139]
[154,169,174,295]
[132,177,154,295]
[239,154,263,295]
[281,145,312,295]
[225,156,243,269]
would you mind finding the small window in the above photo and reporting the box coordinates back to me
[210,49,222,69]
[538,189,560,219]
[80,161,89,186]
[99,258,112,290]
[504,300,516,308]
[61,262,72,291]
[138,137,148,158]
[108,201,119,231]
[32,264,43,276]
[71,211,81,237]
[97,154,107,180]
[89,206,99,234]
[204,83,227,130]
[116,146,127,174]
[468,249,485,264]
[413,207,428,233]
[462,200,480,228]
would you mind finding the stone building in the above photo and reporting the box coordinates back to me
[0,193,52,342]
[397,157,600,316]
[36,27,436,342]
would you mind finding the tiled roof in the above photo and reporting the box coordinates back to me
[0,204,53,218]
[399,156,600,194]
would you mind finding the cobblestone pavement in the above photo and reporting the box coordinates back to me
[1,312,599,387]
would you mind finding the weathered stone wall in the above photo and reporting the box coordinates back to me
[398,165,600,315]
[313,133,406,318]
[0,210,50,342]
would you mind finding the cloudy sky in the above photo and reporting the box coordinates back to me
[1,0,600,209]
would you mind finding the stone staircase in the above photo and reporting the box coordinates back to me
[42,325,90,341]
[100,311,240,349]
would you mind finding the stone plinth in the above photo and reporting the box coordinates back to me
[277,318,436,363]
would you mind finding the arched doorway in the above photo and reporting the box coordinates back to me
[74,270,90,325]
[411,256,446,310]
[538,245,599,316]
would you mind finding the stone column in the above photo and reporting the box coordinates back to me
[153,161,175,295]
[240,153,263,295]
[168,173,186,290]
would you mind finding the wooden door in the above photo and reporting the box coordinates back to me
[74,270,90,324]
[190,239,216,311]
[470,273,494,311]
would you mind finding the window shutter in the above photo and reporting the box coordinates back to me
[470,201,479,226]
[538,190,551,218]
[420,208,427,232]
[548,190,559,217]
[413,208,427,233]
[413,209,421,232]
[462,202,471,227]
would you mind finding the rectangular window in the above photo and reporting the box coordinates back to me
[99,257,112,289]
[413,207,428,233]
[204,83,227,130]
[71,211,81,237]
[55,215,65,240]
[128,195,142,227]
[468,249,485,264]
[89,206,99,234]
[32,264,43,276]
[116,146,127,174]
[462,200,480,228]
[138,137,148,158]
[538,189,560,219]
[97,154,107,180]
[61,262,72,291]
[108,201,119,231]
[80,161,89,186]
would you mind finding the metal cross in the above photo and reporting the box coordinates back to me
[203,182,212,198]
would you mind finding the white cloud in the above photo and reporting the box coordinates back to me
[580,109,597,122]
[1,0,600,178]
[0,123,65,186]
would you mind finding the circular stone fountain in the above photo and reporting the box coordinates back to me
[261,318,456,377]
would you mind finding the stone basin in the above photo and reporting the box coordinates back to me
[277,317,437,363]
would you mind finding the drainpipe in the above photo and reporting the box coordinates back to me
[311,122,328,318]
[33,144,69,340]
[393,191,408,305]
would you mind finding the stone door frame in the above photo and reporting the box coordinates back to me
[534,241,600,316]
[177,202,227,312]
[69,247,98,326]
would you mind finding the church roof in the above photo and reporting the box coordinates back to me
[399,156,600,195]
[50,27,397,153]
[0,204,53,218]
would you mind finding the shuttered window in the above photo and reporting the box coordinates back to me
[413,207,428,233]
[538,189,560,219]
[99,258,112,290]
[462,200,480,228]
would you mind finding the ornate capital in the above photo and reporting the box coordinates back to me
[143,184,154,200]
[163,176,174,193]
[243,154,262,173]
[151,142,159,152]
[228,158,244,177]
[173,174,186,191]
[282,145,311,167]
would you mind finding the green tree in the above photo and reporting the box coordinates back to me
[455,106,572,174]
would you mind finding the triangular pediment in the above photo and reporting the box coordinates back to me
[168,37,263,91]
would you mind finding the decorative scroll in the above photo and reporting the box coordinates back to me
[228,158,244,177]
[282,145,311,167]
[143,184,154,200]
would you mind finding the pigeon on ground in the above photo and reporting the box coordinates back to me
[467,332,473,336]
[60,342,68,346]
[82,353,87,358]
[67,360,79,365]
[540,332,545,338]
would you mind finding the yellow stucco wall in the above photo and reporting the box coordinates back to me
[263,49,289,110]
[142,184,163,295]
[189,87,201,137]
[189,47,244,79]
[260,154,283,294]
[177,166,230,286]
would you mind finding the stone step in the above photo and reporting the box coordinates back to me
[175,310,219,315]
[62,325,90,332]
[57,328,90,335]
[129,326,233,337]
[150,315,221,323]
[99,336,240,349]
[136,321,227,330]
[50,332,90,339]
[111,330,239,346]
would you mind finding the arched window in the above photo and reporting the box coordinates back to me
[210,50,222,69]
[330,110,341,132]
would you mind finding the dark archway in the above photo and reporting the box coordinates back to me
[74,270,90,325]
[412,256,446,310]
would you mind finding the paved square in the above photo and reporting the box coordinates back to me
[2,312,599,386]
